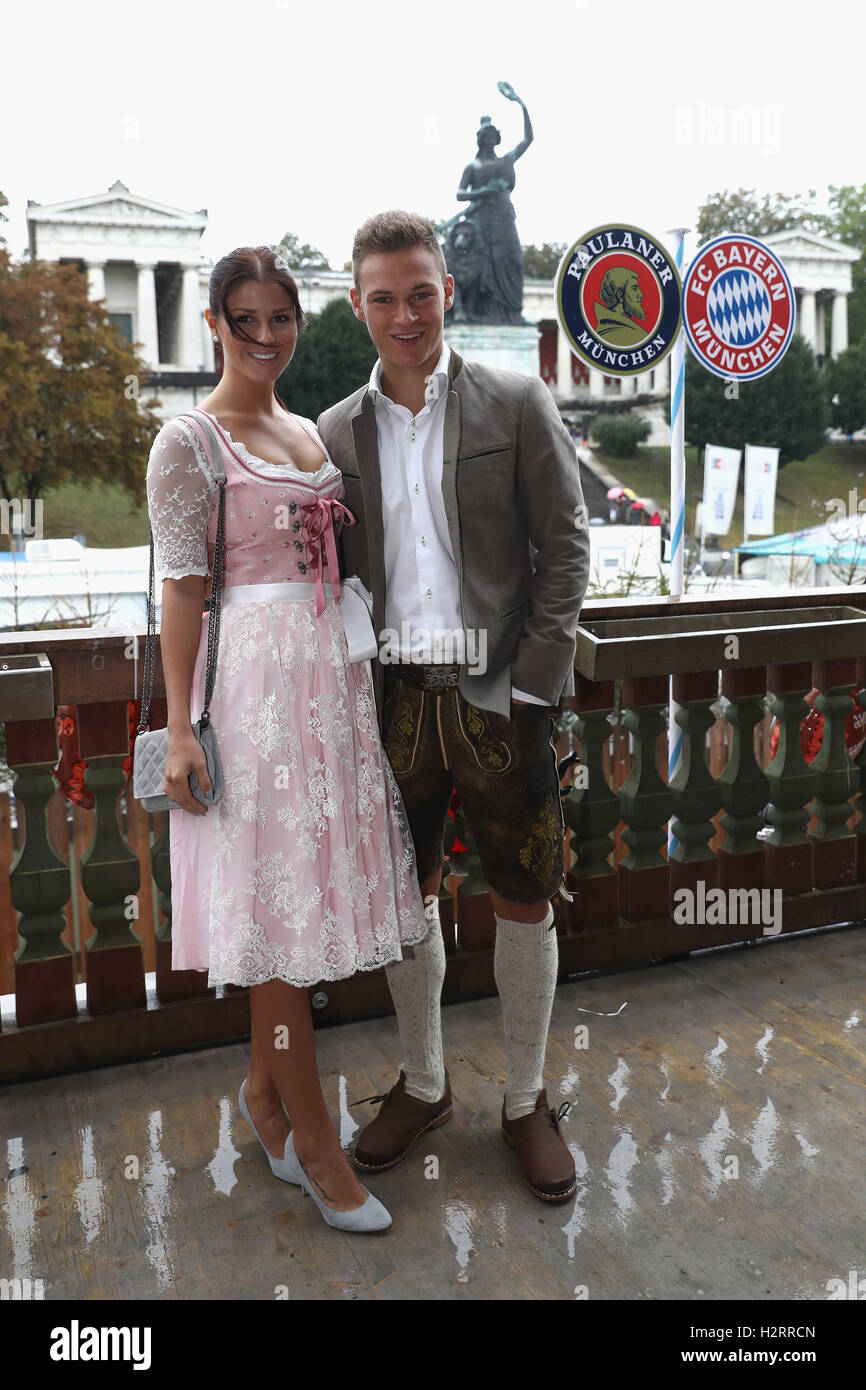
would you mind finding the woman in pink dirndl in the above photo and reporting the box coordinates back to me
[145,246,428,1231]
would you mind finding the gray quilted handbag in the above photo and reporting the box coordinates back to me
[133,411,227,812]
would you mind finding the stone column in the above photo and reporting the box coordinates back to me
[831,292,849,358]
[654,354,670,394]
[86,260,106,302]
[589,366,605,398]
[556,327,574,399]
[799,290,817,354]
[204,325,215,372]
[815,294,826,362]
[180,264,204,368]
[136,259,160,367]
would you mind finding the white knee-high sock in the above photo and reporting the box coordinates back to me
[383,898,447,1103]
[494,904,557,1120]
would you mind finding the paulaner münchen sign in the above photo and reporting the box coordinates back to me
[555,224,683,377]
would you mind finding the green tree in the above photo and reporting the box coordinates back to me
[811,183,866,347]
[523,242,567,279]
[0,189,8,245]
[825,339,866,435]
[0,251,162,508]
[696,188,818,244]
[683,335,828,466]
[274,232,331,271]
[275,298,377,419]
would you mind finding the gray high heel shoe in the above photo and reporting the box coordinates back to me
[238,1080,303,1185]
[239,1080,392,1231]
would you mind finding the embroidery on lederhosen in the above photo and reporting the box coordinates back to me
[386,693,423,774]
[457,702,513,773]
[518,790,560,885]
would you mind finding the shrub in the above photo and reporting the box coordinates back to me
[591,411,652,458]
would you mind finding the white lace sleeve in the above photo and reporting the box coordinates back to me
[146,417,216,583]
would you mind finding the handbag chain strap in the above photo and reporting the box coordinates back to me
[137,410,227,736]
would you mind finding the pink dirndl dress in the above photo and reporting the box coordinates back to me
[145,407,428,987]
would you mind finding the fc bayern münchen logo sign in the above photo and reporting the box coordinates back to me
[683,234,795,381]
[555,224,682,377]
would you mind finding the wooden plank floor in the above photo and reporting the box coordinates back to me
[1,927,863,1301]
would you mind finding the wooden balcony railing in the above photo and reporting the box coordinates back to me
[2,586,865,1083]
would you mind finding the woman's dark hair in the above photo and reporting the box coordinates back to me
[208,245,306,378]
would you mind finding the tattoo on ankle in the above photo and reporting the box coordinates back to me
[298,1155,334,1203]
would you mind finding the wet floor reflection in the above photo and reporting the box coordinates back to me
[794,1131,820,1158]
[561,1145,591,1253]
[607,1057,630,1113]
[605,1129,638,1222]
[747,1098,780,1184]
[654,1134,676,1206]
[442,1199,475,1283]
[206,1096,241,1197]
[755,1026,774,1074]
[3,1137,37,1280]
[73,1124,107,1245]
[698,1108,734,1195]
[141,1110,178,1290]
[338,1074,359,1149]
[705,1035,728,1083]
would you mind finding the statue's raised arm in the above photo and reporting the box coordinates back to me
[497,81,534,162]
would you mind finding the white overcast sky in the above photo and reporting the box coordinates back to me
[3,0,863,274]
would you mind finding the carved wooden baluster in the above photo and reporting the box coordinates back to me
[764,662,814,896]
[617,676,673,921]
[140,699,214,1004]
[6,716,76,1027]
[717,667,768,893]
[563,674,619,931]
[150,811,172,939]
[77,701,145,1014]
[853,655,866,882]
[454,799,496,952]
[669,671,722,909]
[438,803,458,956]
[809,657,859,889]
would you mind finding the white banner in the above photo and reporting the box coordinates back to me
[702,444,741,537]
[744,444,779,537]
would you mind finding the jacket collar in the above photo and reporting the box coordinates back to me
[351,346,464,421]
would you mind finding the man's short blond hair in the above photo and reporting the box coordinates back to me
[352,210,448,288]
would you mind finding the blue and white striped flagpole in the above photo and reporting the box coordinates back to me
[667,226,689,854]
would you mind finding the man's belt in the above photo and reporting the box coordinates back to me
[387,662,461,690]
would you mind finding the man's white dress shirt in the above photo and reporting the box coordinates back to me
[368,341,546,705]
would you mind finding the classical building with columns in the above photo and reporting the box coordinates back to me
[25,180,216,416]
[24,184,862,425]
[761,226,859,364]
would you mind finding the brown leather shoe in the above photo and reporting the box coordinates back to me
[350,1070,453,1171]
[501,1090,576,1202]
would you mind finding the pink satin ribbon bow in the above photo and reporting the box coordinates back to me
[299,497,355,615]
